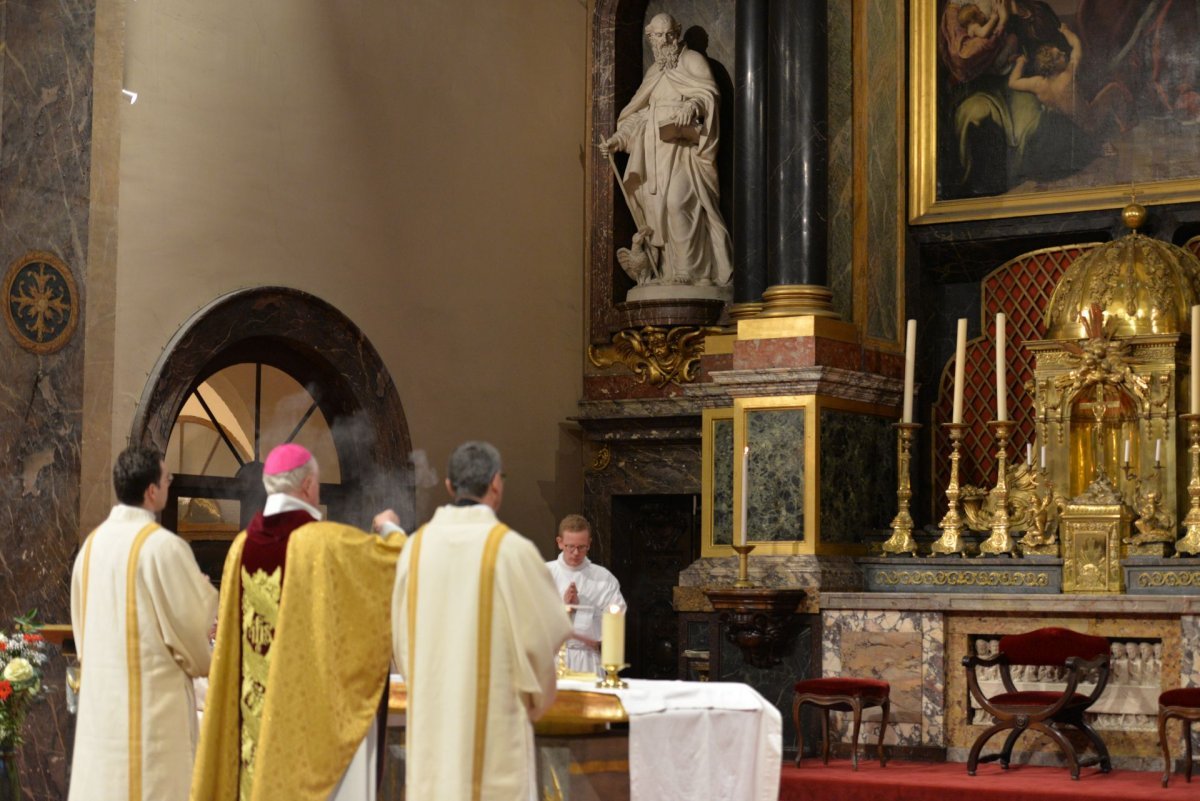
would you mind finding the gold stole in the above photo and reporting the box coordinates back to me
[78,521,160,801]
[238,565,282,800]
[407,522,509,801]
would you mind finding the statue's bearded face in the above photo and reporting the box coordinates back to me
[647,27,681,70]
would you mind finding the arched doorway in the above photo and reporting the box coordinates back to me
[131,286,413,580]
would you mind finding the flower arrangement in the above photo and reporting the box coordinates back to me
[0,612,47,751]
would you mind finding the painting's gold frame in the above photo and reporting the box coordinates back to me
[908,2,1200,225]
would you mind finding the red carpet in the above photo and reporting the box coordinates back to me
[778,760,1188,800]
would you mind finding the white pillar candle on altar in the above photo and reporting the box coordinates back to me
[1192,305,1200,414]
[995,313,1007,421]
[952,319,967,424]
[600,604,625,666]
[739,445,749,546]
[902,319,917,423]
[1026,443,1032,466]
[1124,440,1130,466]
[1156,438,1162,464]
[1040,445,1046,469]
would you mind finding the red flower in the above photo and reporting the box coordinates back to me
[0,642,6,651]
[0,681,11,701]
[22,634,42,643]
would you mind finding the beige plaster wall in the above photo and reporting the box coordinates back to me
[95,0,586,551]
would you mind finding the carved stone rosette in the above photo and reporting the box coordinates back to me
[588,325,723,387]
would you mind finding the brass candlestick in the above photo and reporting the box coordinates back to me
[732,544,756,588]
[881,422,921,557]
[930,423,970,556]
[979,420,1016,556]
[1175,414,1200,556]
[596,663,629,689]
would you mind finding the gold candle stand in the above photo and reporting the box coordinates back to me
[930,423,970,556]
[597,663,629,689]
[732,544,756,588]
[881,422,921,557]
[978,420,1016,556]
[1176,414,1200,556]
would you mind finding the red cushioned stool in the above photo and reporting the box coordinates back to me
[792,677,890,771]
[1159,687,1200,787]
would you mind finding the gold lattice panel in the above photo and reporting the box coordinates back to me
[931,245,1097,517]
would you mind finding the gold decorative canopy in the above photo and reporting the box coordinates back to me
[1045,204,1200,339]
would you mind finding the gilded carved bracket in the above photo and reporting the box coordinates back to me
[587,325,722,387]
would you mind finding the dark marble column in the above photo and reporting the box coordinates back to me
[732,0,769,317]
[764,0,835,317]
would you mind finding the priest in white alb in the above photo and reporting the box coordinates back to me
[391,441,572,801]
[69,445,218,801]
[545,514,626,676]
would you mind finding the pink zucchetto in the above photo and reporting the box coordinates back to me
[263,443,313,476]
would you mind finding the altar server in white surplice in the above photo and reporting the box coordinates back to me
[546,514,626,676]
[69,446,218,801]
[392,441,572,801]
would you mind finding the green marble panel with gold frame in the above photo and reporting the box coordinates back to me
[701,396,893,556]
[701,407,735,550]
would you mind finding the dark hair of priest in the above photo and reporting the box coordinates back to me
[113,445,164,506]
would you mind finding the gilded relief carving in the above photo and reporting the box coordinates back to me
[587,325,721,386]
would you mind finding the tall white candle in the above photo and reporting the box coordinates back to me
[952,318,967,424]
[739,445,749,546]
[1192,305,1200,414]
[902,319,917,424]
[1040,445,1046,470]
[600,604,625,666]
[1156,438,1162,464]
[1123,440,1130,466]
[995,313,1007,421]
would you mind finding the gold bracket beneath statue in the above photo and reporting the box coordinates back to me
[881,423,921,557]
[587,325,721,387]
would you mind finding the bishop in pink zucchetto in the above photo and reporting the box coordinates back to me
[262,443,313,476]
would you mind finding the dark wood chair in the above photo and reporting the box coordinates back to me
[962,627,1111,780]
[1158,687,1200,787]
[792,677,889,771]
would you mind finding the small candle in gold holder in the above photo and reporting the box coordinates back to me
[598,604,628,688]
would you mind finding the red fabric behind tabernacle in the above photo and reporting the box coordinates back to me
[997,627,1108,666]
[780,761,1166,801]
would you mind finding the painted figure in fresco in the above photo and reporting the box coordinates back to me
[1008,25,1133,146]
[600,13,733,292]
[938,0,1200,200]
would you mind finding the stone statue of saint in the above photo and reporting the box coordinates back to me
[600,13,734,300]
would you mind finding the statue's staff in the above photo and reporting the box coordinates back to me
[600,137,659,278]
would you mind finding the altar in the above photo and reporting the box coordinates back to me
[384,677,781,801]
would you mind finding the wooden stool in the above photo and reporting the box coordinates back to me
[1159,687,1200,787]
[792,677,890,771]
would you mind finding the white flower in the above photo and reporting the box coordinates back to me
[3,657,34,684]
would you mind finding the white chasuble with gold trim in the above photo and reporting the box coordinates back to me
[69,504,218,801]
[392,504,573,801]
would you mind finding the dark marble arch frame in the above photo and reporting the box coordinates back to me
[129,285,415,529]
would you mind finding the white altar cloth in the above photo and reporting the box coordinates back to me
[557,678,781,801]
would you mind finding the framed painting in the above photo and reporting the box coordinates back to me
[910,0,1200,224]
